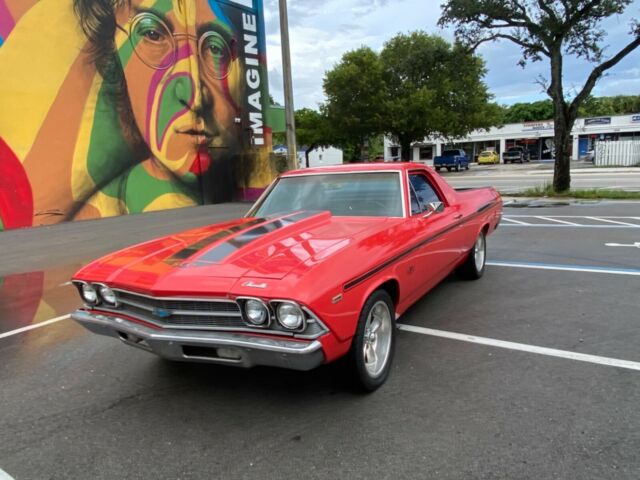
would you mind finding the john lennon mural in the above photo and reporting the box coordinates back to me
[0,0,273,231]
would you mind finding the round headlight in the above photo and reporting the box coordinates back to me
[81,283,98,304]
[276,302,304,330]
[99,285,117,306]
[245,299,268,326]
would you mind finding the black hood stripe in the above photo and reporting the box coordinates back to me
[166,218,267,264]
[196,210,320,264]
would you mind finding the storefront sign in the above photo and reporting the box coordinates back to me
[522,121,554,132]
[584,117,611,126]
[631,115,640,123]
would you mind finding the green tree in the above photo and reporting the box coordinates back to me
[440,0,640,192]
[502,99,554,122]
[295,108,333,168]
[380,32,501,160]
[322,47,387,161]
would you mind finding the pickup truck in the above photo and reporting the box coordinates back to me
[433,149,470,172]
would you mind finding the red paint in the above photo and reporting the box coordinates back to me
[0,137,33,229]
[73,163,502,364]
[189,148,211,175]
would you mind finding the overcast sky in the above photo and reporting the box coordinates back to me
[262,0,640,109]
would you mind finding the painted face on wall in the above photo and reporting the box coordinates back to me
[114,0,241,179]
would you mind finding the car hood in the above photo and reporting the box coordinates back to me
[74,211,395,295]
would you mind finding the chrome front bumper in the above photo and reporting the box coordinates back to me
[71,310,325,371]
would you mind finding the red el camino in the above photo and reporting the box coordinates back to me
[71,163,502,391]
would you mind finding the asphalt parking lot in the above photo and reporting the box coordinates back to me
[1,200,639,479]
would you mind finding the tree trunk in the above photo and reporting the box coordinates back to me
[548,48,572,192]
[305,143,317,168]
[552,119,573,192]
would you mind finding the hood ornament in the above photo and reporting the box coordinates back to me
[243,281,268,289]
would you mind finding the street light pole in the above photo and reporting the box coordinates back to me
[278,0,297,170]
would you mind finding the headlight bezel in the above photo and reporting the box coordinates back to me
[96,283,118,307]
[274,301,306,331]
[238,297,271,328]
[76,281,99,306]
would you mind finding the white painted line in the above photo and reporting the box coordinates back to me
[535,216,580,226]
[505,215,640,219]
[500,224,639,229]
[0,314,70,340]
[487,260,640,276]
[586,216,639,227]
[398,324,640,372]
[58,281,73,287]
[500,217,531,225]
[605,242,640,249]
[0,468,16,480]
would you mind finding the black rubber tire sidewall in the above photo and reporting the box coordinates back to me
[457,231,486,280]
[348,290,396,393]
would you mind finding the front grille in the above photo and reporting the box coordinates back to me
[111,290,243,329]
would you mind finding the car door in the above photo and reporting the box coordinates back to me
[402,171,462,303]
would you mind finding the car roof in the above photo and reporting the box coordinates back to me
[281,162,425,177]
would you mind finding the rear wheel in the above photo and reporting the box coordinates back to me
[435,167,441,172]
[465,164,470,170]
[455,164,460,172]
[446,167,452,172]
[457,231,486,280]
[347,290,396,392]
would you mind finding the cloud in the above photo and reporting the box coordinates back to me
[263,0,640,108]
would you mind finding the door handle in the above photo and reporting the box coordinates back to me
[454,213,463,220]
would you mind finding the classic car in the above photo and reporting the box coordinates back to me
[71,163,502,391]
[477,150,499,165]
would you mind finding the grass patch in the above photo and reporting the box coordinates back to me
[506,184,640,199]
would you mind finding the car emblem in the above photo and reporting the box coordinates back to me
[242,281,268,289]
[152,308,172,319]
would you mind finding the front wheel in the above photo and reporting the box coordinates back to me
[446,167,452,172]
[455,164,460,172]
[347,290,396,392]
[457,231,486,280]
[435,167,441,172]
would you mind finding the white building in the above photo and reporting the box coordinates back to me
[384,113,640,164]
[273,145,344,168]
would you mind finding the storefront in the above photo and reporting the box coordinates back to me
[385,113,640,163]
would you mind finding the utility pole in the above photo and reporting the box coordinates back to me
[278,0,297,170]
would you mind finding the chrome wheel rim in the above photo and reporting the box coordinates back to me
[474,234,485,272]
[363,300,392,377]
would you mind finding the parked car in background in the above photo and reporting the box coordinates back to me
[477,150,499,165]
[70,163,502,392]
[434,149,470,172]
[503,146,530,164]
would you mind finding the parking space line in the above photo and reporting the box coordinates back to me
[534,216,580,226]
[585,216,639,227]
[500,223,639,229]
[0,469,16,480]
[487,260,640,276]
[0,315,70,340]
[398,324,640,372]
[500,217,531,225]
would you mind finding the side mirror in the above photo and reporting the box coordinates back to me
[427,201,444,213]
[422,201,444,218]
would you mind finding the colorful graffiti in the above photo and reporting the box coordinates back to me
[0,0,274,231]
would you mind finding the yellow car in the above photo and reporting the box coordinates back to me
[477,150,499,164]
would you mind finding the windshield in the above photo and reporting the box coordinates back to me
[251,172,403,218]
[507,148,522,152]
[442,150,461,156]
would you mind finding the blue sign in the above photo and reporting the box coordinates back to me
[585,117,611,126]
[632,115,640,122]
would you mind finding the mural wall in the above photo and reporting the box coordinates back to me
[0,0,274,231]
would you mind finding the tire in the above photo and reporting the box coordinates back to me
[435,167,441,172]
[455,164,460,172]
[446,167,452,172]
[465,164,470,170]
[457,231,486,280]
[347,289,396,392]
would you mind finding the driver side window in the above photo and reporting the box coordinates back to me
[409,173,441,215]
